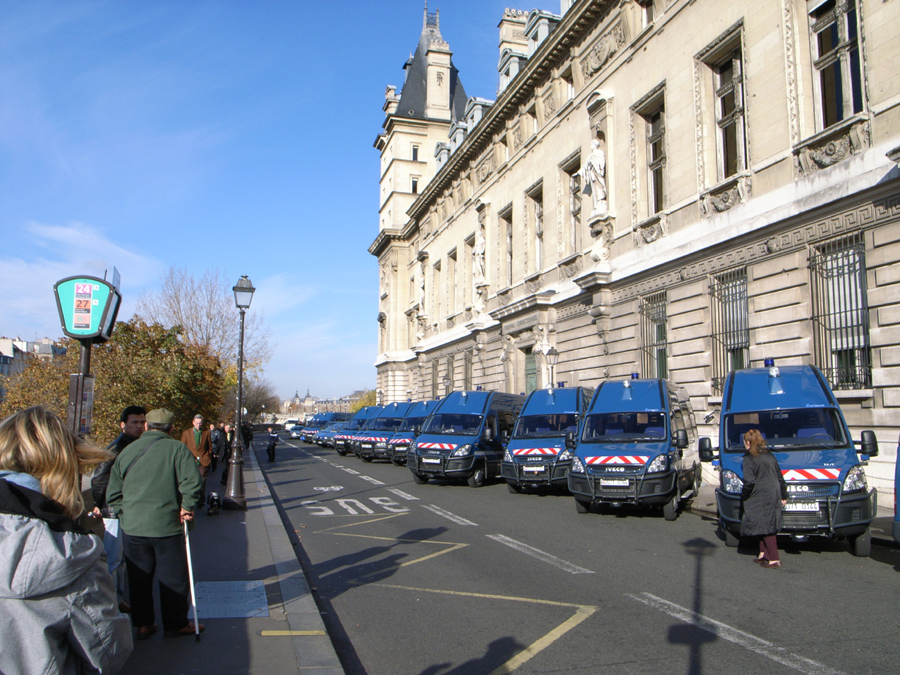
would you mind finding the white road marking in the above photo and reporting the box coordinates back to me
[387,488,419,501]
[301,501,334,516]
[486,535,594,575]
[360,476,385,485]
[341,467,360,475]
[370,497,410,513]
[335,499,375,515]
[629,593,848,675]
[313,486,343,492]
[421,504,478,526]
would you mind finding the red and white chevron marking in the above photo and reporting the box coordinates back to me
[390,438,412,445]
[782,468,840,481]
[418,442,458,450]
[512,448,560,456]
[585,455,649,465]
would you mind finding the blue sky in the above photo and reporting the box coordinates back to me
[0,0,534,400]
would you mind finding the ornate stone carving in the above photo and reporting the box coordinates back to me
[633,215,666,246]
[498,289,512,306]
[782,0,800,145]
[476,152,496,184]
[512,123,523,151]
[558,257,582,280]
[589,217,612,262]
[525,276,542,294]
[447,316,456,329]
[543,91,556,117]
[581,22,625,79]
[795,119,870,177]
[692,59,705,195]
[700,175,752,217]
[765,237,781,253]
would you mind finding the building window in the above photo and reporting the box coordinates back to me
[710,269,749,393]
[465,235,475,307]
[639,0,654,29]
[433,261,441,319]
[499,206,513,288]
[640,291,667,379]
[412,144,419,161]
[714,47,747,179]
[411,177,419,194]
[810,0,864,130]
[526,104,538,135]
[561,154,582,254]
[560,67,575,102]
[809,235,871,389]
[448,249,457,315]
[644,102,666,214]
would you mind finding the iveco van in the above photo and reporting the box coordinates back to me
[387,400,440,466]
[567,376,700,519]
[700,362,879,556]
[501,386,593,493]
[356,401,415,462]
[333,406,380,455]
[409,390,525,487]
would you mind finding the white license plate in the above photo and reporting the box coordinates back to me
[523,466,546,473]
[600,478,629,486]
[361,444,372,449]
[785,502,819,512]
[422,458,441,464]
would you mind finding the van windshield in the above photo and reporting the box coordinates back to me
[398,416,426,432]
[368,417,404,432]
[344,418,365,431]
[513,414,578,438]
[582,412,667,442]
[422,413,483,435]
[722,408,847,452]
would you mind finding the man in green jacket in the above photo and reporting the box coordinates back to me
[107,408,204,640]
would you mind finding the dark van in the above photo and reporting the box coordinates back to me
[501,386,593,493]
[409,390,525,487]
[356,401,415,462]
[567,376,700,520]
[388,400,441,466]
[700,362,879,556]
[333,406,381,456]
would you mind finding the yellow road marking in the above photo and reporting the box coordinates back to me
[261,630,327,636]
[378,584,598,674]
[328,531,469,568]
[315,513,405,532]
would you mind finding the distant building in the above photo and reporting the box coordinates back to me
[0,337,66,401]
[370,0,900,495]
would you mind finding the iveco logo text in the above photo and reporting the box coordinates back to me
[788,485,810,492]
[606,467,626,472]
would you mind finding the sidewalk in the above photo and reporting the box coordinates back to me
[687,482,897,546]
[113,442,345,675]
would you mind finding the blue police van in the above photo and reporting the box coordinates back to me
[501,386,593,493]
[409,390,525,487]
[567,376,700,520]
[387,400,440,466]
[700,361,879,556]
[355,401,415,462]
[334,406,381,456]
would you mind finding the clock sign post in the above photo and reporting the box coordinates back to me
[53,272,122,436]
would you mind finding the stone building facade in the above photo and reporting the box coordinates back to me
[369,0,900,495]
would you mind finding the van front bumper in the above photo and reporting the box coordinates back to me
[568,469,677,505]
[413,454,476,478]
[716,487,877,538]
[501,460,570,487]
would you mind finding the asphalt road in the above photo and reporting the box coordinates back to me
[255,438,900,675]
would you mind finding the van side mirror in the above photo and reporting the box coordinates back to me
[413,425,421,437]
[699,437,715,462]
[483,426,494,442]
[565,430,576,450]
[859,430,878,457]
[674,429,688,449]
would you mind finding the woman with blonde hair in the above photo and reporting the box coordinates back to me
[740,428,788,568]
[0,406,133,674]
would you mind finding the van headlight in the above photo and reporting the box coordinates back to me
[558,449,572,461]
[504,449,513,462]
[723,470,743,494]
[842,465,868,493]
[570,456,585,474]
[452,444,473,457]
[646,455,667,474]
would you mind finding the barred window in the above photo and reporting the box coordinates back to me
[710,270,749,393]
[809,236,871,389]
[640,291,667,379]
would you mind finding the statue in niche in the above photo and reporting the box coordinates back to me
[500,335,516,393]
[416,259,426,316]
[531,325,550,386]
[473,222,486,285]
[580,139,608,220]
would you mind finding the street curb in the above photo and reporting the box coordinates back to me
[246,445,346,675]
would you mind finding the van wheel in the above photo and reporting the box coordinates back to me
[663,493,679,521]
[720,518,739,547]
[412,472,429,485]
[467,465,486,488]
[575,498,591,514]
[336,449,347,456]
[849,529,871,557]
[360,455,372,463]
[391,458,404,466]
[507,481,521,494]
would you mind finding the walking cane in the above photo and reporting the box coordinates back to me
[183,519,201,642]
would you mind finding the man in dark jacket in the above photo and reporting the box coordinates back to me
[91,405,146,612]
[209,422,222,472]
[107,408,204,640]
[266,427,278,463]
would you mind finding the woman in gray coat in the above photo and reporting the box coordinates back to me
[740,429,788,568]
[0,407,133,674]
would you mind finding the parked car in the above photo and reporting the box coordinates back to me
[700,361,878,556]
[289,426,304,439]
[409,390,525,487]
[501,386,593,493]
[567,375,700,520]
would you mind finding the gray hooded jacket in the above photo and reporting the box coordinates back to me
[0,473,133,674]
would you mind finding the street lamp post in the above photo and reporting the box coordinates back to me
[546,347,559,389]
[224,274,255,511]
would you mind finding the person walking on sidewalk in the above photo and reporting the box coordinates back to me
[220,422,234,486]
[740,429,788,568]
[0,406,133,674]
[266,427,278,463]
[209,422,222,472]
[91,404,147,613]
[107,408,204,640]
[181,414,212,508]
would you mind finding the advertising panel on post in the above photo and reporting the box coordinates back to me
[54,275,122,343]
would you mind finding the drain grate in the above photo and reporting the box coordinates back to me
[193,580,269,618]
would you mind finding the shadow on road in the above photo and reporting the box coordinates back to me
[667,537,718,675]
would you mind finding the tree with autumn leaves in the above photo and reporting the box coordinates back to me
[0,318,224,445]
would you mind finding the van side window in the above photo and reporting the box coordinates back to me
[487,415,497,435]
[499,412,516,436]
[671,408,686,436]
